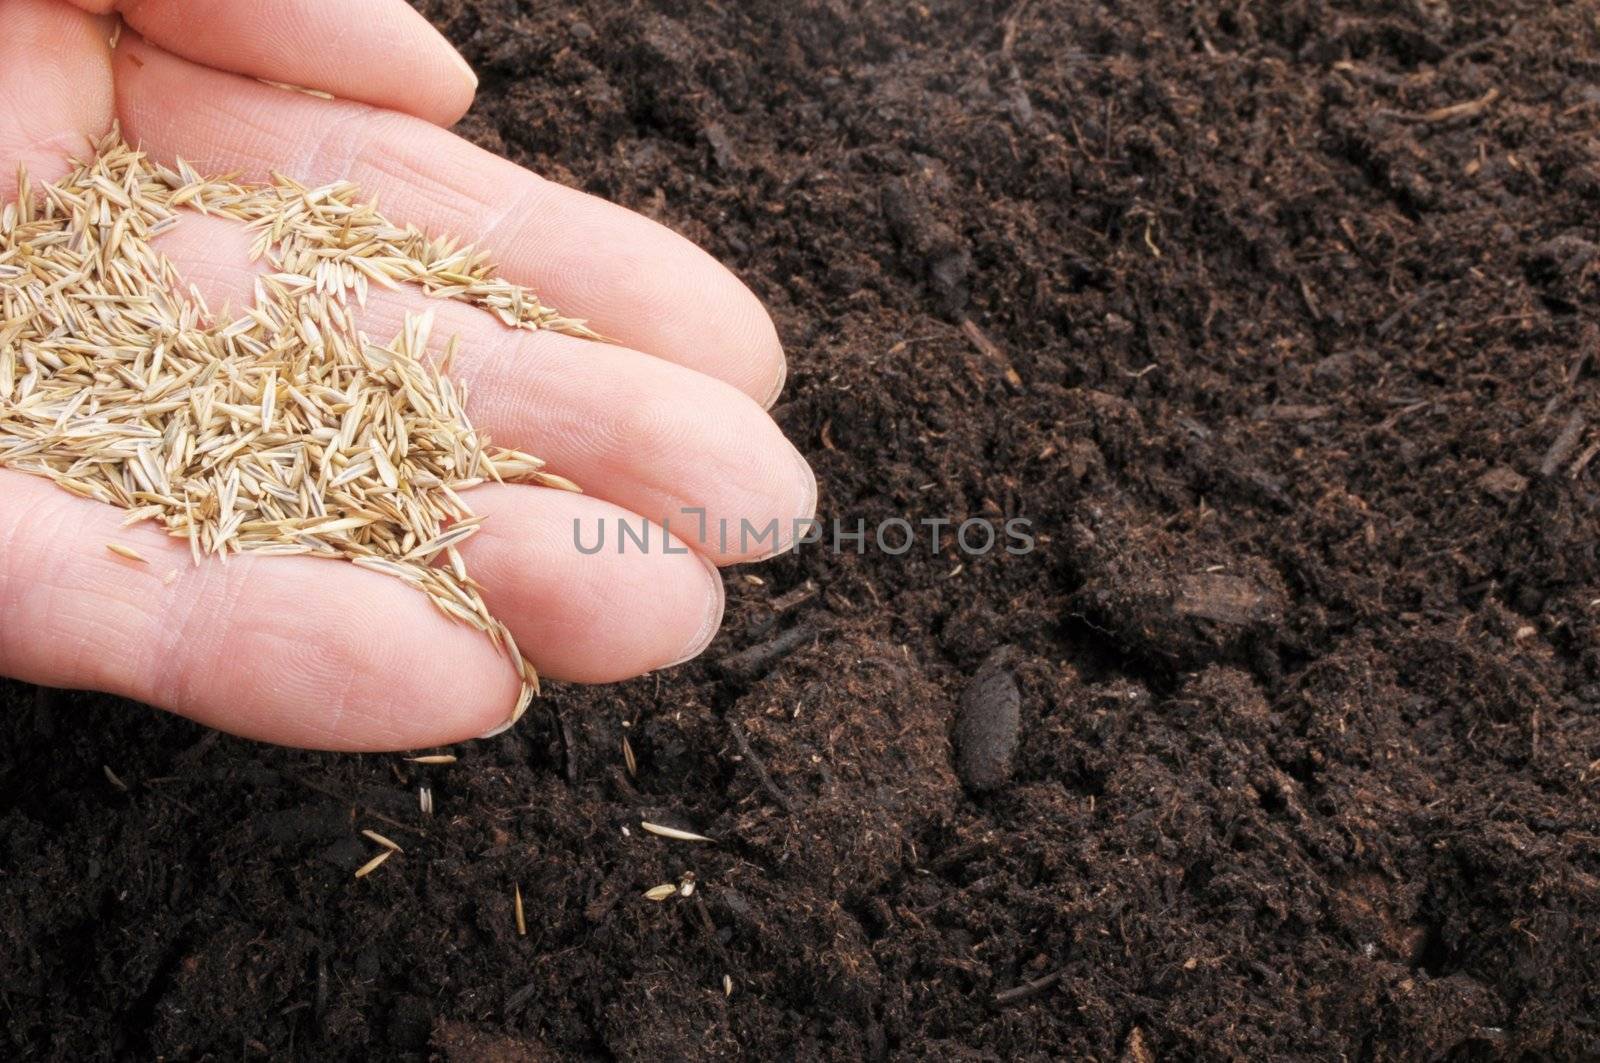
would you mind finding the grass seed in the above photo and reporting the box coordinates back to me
[0,131,593,726]
[640,821,714,844]
[361,829,403,852]
[353,849,394,878]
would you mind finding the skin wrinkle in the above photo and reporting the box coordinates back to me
[148,548,248,714]
[299,104,371,186]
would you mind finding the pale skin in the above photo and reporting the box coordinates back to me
[0,0,816,749]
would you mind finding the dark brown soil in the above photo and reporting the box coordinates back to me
[5,1,1600,1058]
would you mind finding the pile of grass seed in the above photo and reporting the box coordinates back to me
[0,131,593,732]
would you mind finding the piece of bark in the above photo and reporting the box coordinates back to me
[955,648,1021,793]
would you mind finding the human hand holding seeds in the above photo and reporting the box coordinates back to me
[0,0,816,749]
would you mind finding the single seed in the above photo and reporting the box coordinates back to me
[622,734,637,778]
[406,754,458,765]
[724,975,733,998]
[361,829,403,853]
[640,821,714,844]
[353,849,394,878]
[643,884,677,902]
[514,885,527,936]
[107,543,149,564]
[103,765,129,791]
[419,787,434,815]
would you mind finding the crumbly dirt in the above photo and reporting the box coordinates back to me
[5,1,1600,1058]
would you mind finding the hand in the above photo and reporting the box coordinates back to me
[0,0,815,749]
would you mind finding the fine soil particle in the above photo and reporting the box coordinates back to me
[5,1,1600,1059]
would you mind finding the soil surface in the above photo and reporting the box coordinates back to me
[5,1,1600,1059]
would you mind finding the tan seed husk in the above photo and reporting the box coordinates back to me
[640,821,714,844]
[107,543,149,564]
[514,885,527,936]
[406,754,457,765]
[0,131,595,725]
[361,829,403,853]
[643,884,677,902]
[354,849,394,878]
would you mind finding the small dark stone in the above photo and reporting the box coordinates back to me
[954,648,1021,793]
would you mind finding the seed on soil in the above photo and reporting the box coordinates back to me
[102,765,128,791]
[106,543,149,564]
[406,755,458,765]
[0,132,597,728]
[640,821,714,843]
[353,849,394,879]
[514,885,526,936]
[642,884,677,901]
[723,975,733,998]
[361,830,403,853]
[621,734,637,778]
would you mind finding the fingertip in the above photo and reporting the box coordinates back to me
[665,550,727,667]
[760,350,789,410]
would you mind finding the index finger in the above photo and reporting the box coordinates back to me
[72,0,477,126]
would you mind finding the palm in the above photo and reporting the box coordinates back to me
[0,0,812,749]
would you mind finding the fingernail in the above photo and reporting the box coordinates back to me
[448,46,479,92]
[749,445,818,562]
[666,550,726,667]
[477,715,516,740]
[760,356,788,410]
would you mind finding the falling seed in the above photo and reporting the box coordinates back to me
[354,849,394,878]
[107,543,149,564]
[361,829,403,853]
[419,787,434,815]
[515,885,527,936]
[103,765,129,791]
[622,734,637,778]
[643,884,677,902]
[743,574,766,586]
[406,755,458,765]
[724,975,733,998]
[641,821,714,844]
